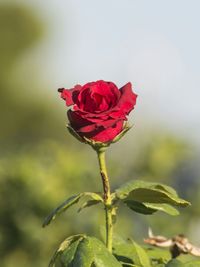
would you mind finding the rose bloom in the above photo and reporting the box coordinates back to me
[58,80,137,143]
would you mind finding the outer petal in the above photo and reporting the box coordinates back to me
[83,120,124,142]
[73,109,110,122]
[108,109,126,120]
[79,118,122,132]
[58,85,82,106]
[68,110,122,133]
[118,82,137,115]
[67,110,94,131]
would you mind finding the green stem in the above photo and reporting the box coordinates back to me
[97,149,113,253]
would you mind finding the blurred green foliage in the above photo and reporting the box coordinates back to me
[0,141,103,267]
[0,2,200,267]
[0,3,65,150]
[0,4,41,72]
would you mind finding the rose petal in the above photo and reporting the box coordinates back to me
[108,109,126,120]
[58,85,82,106]
[74,110,110,122]
[67,110,92,128]
[76,124,96,133]
[84,120,124,142]
[118,82,137,115]
[91,80,120,108]
[77,80,120,112]
[68,110,122,133]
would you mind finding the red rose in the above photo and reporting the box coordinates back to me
[58,80,137,143]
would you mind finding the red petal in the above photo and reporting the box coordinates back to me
[67,110,91,128]
[84,120,124,142]
[68,110,122,133]
[77,80,120,112]
[118,82,137,115]
[58,85,82,106]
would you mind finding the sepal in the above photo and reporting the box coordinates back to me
[66,124,84,142]
[83,122,132,152]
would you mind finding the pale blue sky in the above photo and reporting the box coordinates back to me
[14,0,200,144]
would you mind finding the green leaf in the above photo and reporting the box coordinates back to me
[50,235,122,267]
[145,246,171,266]
[91,237,122,267]
[144,203,179,216]
[77,192,103,212]
[124,200,179,216]
[166,259,184,267]
[100,226,126,246]
[82,192,103,202]
[126,188,188,206]
[49,234,84,267]
[114,180,190,208]
[145,247,171,261]
[43,192,103,227]
[130,241,152,267]
[78,199,102,212]
[115,181,174,199]
[124,200,157,214]
[114,242,151,267]
[43,194,83,227]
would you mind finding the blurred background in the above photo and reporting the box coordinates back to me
[0,0,200,266]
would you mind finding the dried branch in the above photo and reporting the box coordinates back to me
[144,228,200,258]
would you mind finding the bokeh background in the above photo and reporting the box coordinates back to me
[0,0,200,266]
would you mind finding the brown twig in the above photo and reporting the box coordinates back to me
[144,228,200,258]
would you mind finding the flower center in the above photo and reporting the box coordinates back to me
[82,91,109,113]
[77,81,120,113]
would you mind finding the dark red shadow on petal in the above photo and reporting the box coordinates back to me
[82,120,124,143]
